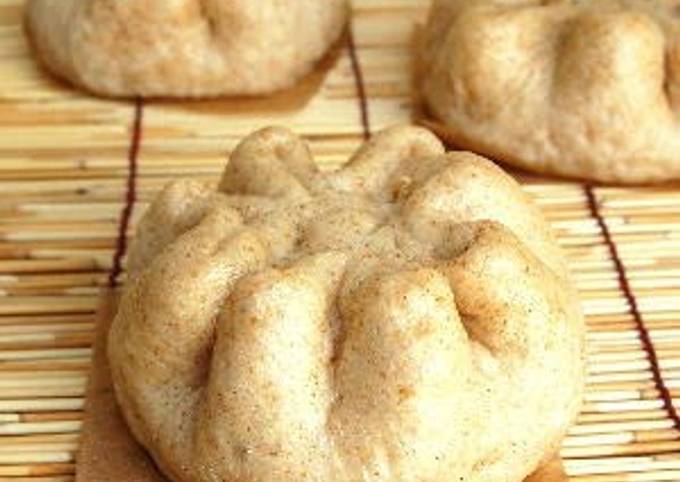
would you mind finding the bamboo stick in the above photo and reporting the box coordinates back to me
[0,452,73,464]
[0,332,93,350]
[0,434,79,445]
[0,421,82,436]
[0,360,90,371]
[0,348,91,361]
[569,419,674,436]
[0,478,74,482]
[0,273,105,290]
[0,375,85,387]
[0,297,98,316]
[0,324,95,336]
[0,259,99,274]
[570,470,680,481]
[0,399,84,412]
[0,314,93,326]
[0,386,84,398]
[561,440,680,458]
[0,463,75,476]
[0,442,78,453]
[20,412,82,423]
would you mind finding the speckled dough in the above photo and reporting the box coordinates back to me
[420,0,680,184]
[109,126,585,482]
[24,0,348,97]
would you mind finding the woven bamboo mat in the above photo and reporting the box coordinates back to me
[1,0,680,480]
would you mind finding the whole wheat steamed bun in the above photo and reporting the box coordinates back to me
[109,125,585,482]
[420,0,680,184]
[25,0,348,97]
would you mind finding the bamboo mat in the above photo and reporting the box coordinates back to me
[1,0,680,480]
